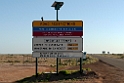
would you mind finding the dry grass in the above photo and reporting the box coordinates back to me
[0,54,84,66]
[94,54,124,59]
[0,54,56,66]
[1,54,124,83]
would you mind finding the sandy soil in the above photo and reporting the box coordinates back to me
[0,65,54,83]
[0,60,124,83]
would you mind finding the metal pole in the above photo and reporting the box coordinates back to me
[80,58,82,74]
[56,10,58,21]
[56,58,59,75]
[36,57,38,77]
[56,10,59,75]
[36,17,44,78]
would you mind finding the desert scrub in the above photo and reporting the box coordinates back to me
[117,54,123,56]
[120,56,124,59]
[59,70,77,75]
[6,55,13,58]
[82,68,92,71]
[24,60,31,63]
[82,68,91,74]
[46,74,51,80]
[41,72,45,75]
[83,55,98,65]
[59,70,72,75]
[6,60,13,63]
[14,60,20,63]
[50,64,55,67]
[40,79,48,82]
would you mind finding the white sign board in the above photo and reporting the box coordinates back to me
[32,52,83,58]
[32,38,83,52]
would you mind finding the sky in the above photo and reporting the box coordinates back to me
[0,0,124,54]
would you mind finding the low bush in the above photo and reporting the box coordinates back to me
[120,56,124,59]
[117,54,123,56]
[59,70,71,75]
[14,60,20,63]
[6,60,13,63]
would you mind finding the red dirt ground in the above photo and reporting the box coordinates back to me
[0,60,124,83]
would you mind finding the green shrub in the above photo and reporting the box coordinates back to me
[24,60,30,63]
[59,70,71,75]
[39,79,48,82]
[6,60,13,63]
[46,74,51,80]
[14,60,20,63]
[50,64,55,67]
[86,68,92,71]
[120,56,124,59]
[37,72,41,75]
[82,55,98,65]
[117,54,123,56]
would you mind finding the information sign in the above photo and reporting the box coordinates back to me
[32,37,83,52]
[32,20,83,36]
[32,52,83,58]
[32,21,83,27]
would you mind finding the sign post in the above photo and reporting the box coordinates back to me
[32,1,83,76]
[35,17,43,78]
[36,57,38,78]
[56,5,59,75]
[80,57,83,73]
[32,20,83,75]
[51,1,61,75]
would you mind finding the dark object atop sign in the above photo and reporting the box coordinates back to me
[51,1,64,10]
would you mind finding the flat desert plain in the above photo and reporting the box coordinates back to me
[0,54,124,83]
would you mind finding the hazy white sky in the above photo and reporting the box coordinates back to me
[0,0,124,54]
